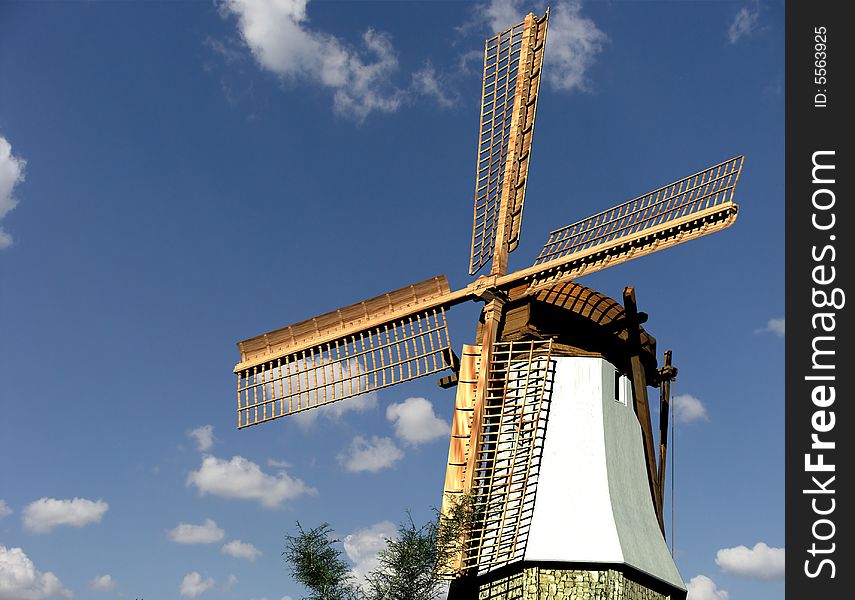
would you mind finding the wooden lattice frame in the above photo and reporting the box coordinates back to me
[536,157,743,265]
[524,156,743,291]
[236,307,452,428]
[469,12,549,276]
[463,339,554,572]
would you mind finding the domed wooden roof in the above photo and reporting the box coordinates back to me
[486,280,660,381]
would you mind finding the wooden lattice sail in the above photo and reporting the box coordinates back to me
[470,11,548,277]
[235,276,455,428]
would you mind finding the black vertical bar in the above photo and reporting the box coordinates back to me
[786,1,852,597]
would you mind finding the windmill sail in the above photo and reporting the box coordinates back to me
[469,11,549,276]
[518,156,744,291]
[234,276,457,428]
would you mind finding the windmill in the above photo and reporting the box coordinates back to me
[232,10,742,600]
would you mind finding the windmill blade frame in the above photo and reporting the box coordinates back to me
[234,276,460,429]
[469,11,549,276]
[479,156,744,294]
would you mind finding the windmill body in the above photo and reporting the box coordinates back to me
[455,357,683,597]
[232,11,743,600]
[525,356,678,582]
[440,285,685,598]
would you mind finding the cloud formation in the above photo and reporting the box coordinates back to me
[188,425,215,452]
[411,62,458,109]
[386,397,450,445]
[89,574,117,592]
[478,0,607,92]
[179,572,215,598]
[673,394,708,424]
[0,135,26,250]
[219,0,403,121]
[168,519,226,544]
[755,318,785,337]
[187,455,315,508]
[686,575,729,600]
[338,436,403,472]
[221,540,262,561]
[0,500,11,519]
[291,390,378,429]
[343,520,397,586]
[0,545,72,600]
[728,1,762,44]
[715,542,785,580]
[22,497,109,534]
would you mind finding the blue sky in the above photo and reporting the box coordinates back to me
[0,1,783,599]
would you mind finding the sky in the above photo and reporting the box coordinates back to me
[0,1,784,599]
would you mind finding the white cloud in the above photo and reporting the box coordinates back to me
[411,62,458,108]
[221,540,262,561]
[0,545,72,600]
[478,0,525,34]
[343,520,397,587]
[686,575,728,600]
[0,500,11,518]
[188,425,215,452]
[543,1,608,92]
[179,572,215,599]
[0,135,26,250]
[386,397,450,445]
[223,574,238,590]
[88,574,117,592]
[715,542,785,580]
[168,519,225,544]
[338,436,403,473]
[755,318,785,337]
[187,455,315,508]
[478,1,606,93]
[728,0,761,44]
[291,390,378,429]
[22,497,109,534]
[673,394,708,424]
[267,458,291,469]
[219,0,403,121]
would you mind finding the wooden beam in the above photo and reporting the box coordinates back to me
[657,350,677,520]
[460,297,503,574]
[437,348,462,389]
[623,287,663,534]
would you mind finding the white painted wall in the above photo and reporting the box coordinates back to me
[525,357,623,562]
[523,356,685,591]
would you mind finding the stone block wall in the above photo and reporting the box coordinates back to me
[462,566,682,600]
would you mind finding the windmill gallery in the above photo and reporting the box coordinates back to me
[230,11,744,600]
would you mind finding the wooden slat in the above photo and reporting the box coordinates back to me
[505,12,548,254]
[235,275,452,371]
[442,345,481,510]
